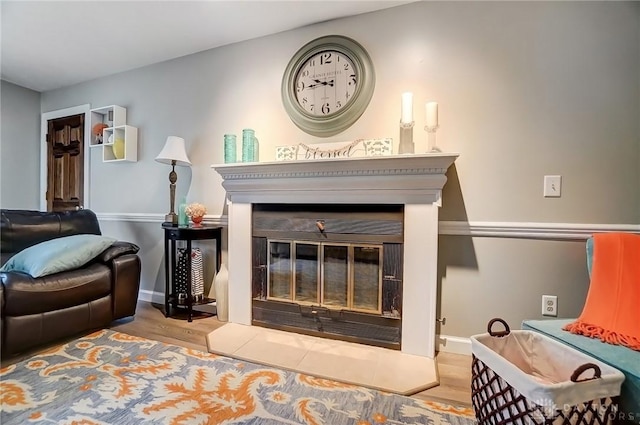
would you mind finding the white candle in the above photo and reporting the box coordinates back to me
[401,92,413,124]
[426,101,438,127]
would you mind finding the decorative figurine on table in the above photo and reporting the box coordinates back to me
[185,202,206,227]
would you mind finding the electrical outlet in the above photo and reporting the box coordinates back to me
[544,175,562,197]
[542,295,558,317]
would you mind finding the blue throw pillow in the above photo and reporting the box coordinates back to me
[0,234,116,278]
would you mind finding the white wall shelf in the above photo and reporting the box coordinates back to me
[89,105,138,163]
[102,125,138,162]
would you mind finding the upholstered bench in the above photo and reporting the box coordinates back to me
[523,319,640,422]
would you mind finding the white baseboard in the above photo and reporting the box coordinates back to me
[437,334,472,356]
[138,289,165,305]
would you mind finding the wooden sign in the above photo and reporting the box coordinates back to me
[275,138,393,161]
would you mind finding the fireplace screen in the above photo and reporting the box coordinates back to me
[252,204,403,349]
[267,240,382,314]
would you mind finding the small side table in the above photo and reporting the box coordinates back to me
[162,223,222,322]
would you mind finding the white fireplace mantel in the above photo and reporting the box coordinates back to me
[212,153,458,359]
[214,153,458,205]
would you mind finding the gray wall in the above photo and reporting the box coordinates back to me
[1,80,41,209]
[32,1,640,338]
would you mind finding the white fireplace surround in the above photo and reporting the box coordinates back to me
[213,153,458,359]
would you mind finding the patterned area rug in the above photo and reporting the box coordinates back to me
[0,330,476,424]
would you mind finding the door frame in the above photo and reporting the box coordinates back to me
[40,104,91,211]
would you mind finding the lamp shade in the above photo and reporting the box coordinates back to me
[155,136,192,167]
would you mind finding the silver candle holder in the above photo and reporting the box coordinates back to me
[425,125,441,152]
[398,121,415,154]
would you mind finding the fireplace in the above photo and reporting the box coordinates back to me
[213,153,458,359]
[251,204,403,349]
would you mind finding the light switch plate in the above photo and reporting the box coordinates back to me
[544,175,562,197]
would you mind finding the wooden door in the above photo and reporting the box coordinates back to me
[46,114,84,212]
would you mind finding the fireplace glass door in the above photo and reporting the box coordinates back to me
[268,241,291,300]
[352,246,382,312]
[267,239,382,314]
[295,242,320,303]
[321,245,349,308]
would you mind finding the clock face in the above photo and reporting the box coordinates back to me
[282,35,375,137]
[294,50,358,117]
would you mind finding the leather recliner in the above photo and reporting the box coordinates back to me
[0,209,141,357]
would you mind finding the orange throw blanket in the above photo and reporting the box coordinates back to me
[564,233,640,351]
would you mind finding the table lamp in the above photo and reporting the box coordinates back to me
[155,136,191,225]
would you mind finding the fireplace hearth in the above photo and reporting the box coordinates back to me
[251,204,403,349]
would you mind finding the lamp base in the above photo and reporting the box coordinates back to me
[165,212,178,225]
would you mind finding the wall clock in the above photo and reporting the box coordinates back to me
[281,35,375,137]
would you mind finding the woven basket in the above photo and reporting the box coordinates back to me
[471,319,623,425]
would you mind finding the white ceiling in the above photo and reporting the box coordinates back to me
[1,0,411,92]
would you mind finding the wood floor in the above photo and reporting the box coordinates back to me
[2,301,472,408]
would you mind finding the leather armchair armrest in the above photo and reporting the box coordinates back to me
[111,254,141,319]
[93,242,141,319]
[96,241,139,264]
